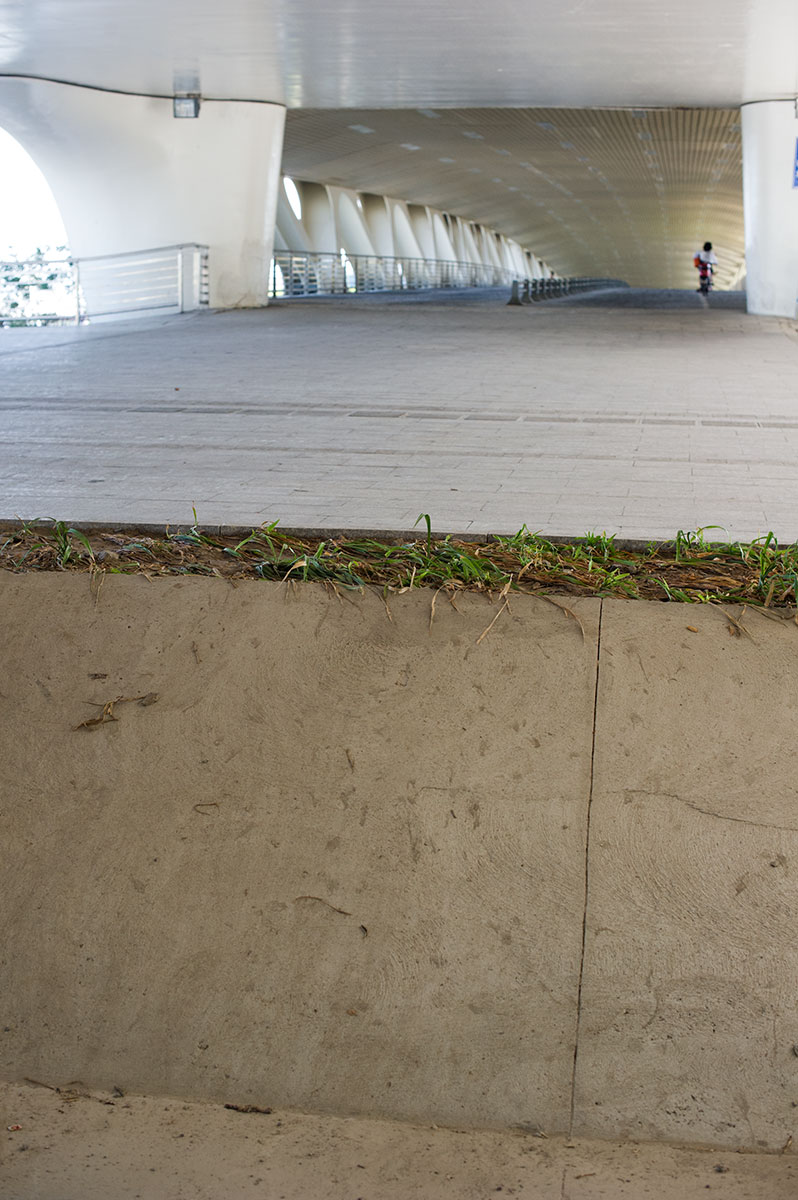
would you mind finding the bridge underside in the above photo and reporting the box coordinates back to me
[283,107,745,291]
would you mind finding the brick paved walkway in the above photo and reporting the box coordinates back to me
[1,288,796,541]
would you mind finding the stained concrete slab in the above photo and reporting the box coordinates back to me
[2,1081,795,1200]
[0,574,600,1132]
[573,599,798,1151]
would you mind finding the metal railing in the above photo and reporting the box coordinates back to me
[507,277,629,304]
[1,244,209,326]
[0,254,76,327]
[270,252,518,298]
[75,244,209,320]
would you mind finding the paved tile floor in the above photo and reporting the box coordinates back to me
[1,287,797,541]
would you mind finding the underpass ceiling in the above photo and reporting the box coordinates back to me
[283,108,744,289]
[0,1,795,108]
[0,2,769,286]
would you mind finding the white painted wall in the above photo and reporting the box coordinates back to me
[742,99,798,318]
[0,78,285,308]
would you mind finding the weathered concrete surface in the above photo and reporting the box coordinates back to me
[574,600,798,1151]
[2,575,798,1154]
[0,574,599,1132]
[2,1080,795,1200]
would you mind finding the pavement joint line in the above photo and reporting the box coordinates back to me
[569,597,603,1139]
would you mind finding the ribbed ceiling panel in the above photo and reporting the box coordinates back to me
[283,107,744,288]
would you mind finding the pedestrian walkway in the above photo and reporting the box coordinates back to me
[1,287,796,542]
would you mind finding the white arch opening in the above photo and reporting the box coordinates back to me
[283,176,303,222]
[0,128,69,257]
[0,127,75,322]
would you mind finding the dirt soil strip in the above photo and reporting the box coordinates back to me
[2,521,798,609]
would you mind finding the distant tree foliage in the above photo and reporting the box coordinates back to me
[0,246,77,325]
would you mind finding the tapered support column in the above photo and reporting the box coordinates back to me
[742,99,798,318]
[0,79,285,308]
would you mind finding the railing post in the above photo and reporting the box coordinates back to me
[178,245,203,312]
[177,246,184,312]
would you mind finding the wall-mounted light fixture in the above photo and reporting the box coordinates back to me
[173,94,201,119]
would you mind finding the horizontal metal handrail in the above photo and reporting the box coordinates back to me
[75,242,209,264]
[270,252,521,298]
[75,244,210,319]
[507,276,630,305]
[1,244,210,325]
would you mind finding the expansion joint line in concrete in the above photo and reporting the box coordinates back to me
[568,597,603,1139]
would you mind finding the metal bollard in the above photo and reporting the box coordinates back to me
[507,279,523,306]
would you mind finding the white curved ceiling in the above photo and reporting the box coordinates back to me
[0,0,795,108]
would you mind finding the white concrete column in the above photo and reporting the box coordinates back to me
[334,190,376,256]
[741,99,798,318]
[361,195,395,257]
[0,79,285,308]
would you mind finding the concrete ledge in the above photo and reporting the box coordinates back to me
[0,577,796,1152]
[1,1080,795,1200]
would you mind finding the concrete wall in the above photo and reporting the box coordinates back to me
[742,98,798,318]
[0,78,286,309]
[1,575,796,1153]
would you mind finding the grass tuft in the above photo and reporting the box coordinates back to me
[1,519,798,610]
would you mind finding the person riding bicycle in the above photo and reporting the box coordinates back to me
[694,241,717,292]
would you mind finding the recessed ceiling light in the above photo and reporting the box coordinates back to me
[400,143,420,151]
[348,124,374,134]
